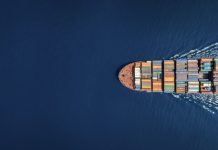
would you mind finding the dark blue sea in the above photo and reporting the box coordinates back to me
[1,0,218,150]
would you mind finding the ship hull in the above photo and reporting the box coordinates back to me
[118,59,218,94]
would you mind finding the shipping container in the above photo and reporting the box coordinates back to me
[152,60,163,92]
[127,58,218,93]
[141,79,151,91]
[187,81,199,93]
[164,60,175,92]
[138,61,152,91]
[200,81,213,93]
[141,61,151,79]
[200,58,213,72]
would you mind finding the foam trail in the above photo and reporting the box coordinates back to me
[169,42,218,114]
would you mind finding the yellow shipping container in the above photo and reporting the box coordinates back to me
[142,79,150,81]
[153,66,162,68]
[142,63,151,67]
[135,62,141,67]
[201,58,213,62]
[153,83,161,85]
[164,61,174,63]
[164,78,174,81]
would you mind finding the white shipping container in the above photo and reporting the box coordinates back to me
[135,71,140,75]
[135,68,141,78]
[188,85,199,88]
[135,68,140,73]
[188,88,199,90]
[135,68,140,72]
[189,89,199,91]
[135,75,140,78]
[135,79,140,84]
[189,87,199,89]
[135,79,140,82]
[188,82,199,84]
[188,60,198,62]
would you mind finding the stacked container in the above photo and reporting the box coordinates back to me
[152,60,163,92]
[188,82,199,93]
[176,60,188,93]
[141,61,152,92]
[200,58,213,71]
[214,58,218,71]
[188,60,198,72]
[188,72,199,81]
[187,60,199,93]
[213,58,218,94]
[198,72,209,81]
[199,58,213,94]
[164,60,175,92]
[213,82,218,94]
[134,62,141,90]
[200,81,213,94]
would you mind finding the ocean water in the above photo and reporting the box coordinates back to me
[1,0,218,150]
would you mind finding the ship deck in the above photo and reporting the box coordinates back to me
[118,59,218,94]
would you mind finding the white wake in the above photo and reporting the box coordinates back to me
[170,42,218,114]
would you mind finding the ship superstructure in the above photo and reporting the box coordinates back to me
[118,58,218,94]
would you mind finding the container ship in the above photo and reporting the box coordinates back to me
[118,58,218,94]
